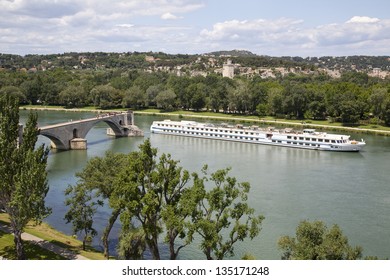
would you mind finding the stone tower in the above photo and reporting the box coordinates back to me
[222,59,235,79]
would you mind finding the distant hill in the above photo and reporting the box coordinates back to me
[205,50,257,57]
[1,51,389,72]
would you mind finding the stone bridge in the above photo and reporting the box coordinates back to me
[38,111,143,150]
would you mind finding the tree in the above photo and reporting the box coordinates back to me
[188,166,264,260]
[64,184,98,250]
[209,78,230,112]
[369,87,389,121]
[227,79,252,113]
[122,85,147,109]
[266,87,284,116]
[117,140,193,260]
[155,89,176,111]
[303,84,327,120]
[117,225,146,260]
[158,153,191,260]
[0,86,26,103]
[146,84,164,106]
[278,220,363,260]
[187,83,207,111]
[74,151,128,259]
[90,84,123,109]
[339,100,361,124]
[383,98,390,126]
[21,75,43,104]
[282,83,307,119]
[167,75,191,109]
[59,85,87,108]
[0,95,51,259]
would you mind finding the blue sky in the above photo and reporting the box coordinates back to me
[1,0,389,56]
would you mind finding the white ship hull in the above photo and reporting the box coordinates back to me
[150,120,366,152]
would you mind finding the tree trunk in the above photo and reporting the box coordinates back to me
[169,238,177,260]
[169,230,186,260]
[102,208,121,259]
[147,237,160,260]
[13,230,26,260]
[205,247,213,260]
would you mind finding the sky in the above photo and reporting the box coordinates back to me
[1,0,390,57]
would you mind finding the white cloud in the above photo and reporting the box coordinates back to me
[200,18,304,41]
[115,24,135,28]
[161,12,182,20]
[0,0,389,57]
[1,0,81,18]
[198,16,390,56]
[347,16,380,23]
[0,0,205,54]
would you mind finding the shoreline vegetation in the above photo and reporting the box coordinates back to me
[20,105,390,136]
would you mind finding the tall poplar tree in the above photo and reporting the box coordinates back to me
[0,95,51,259]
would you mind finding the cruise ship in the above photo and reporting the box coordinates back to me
[150,120,366,152]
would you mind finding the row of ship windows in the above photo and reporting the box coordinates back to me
[283,141,319,147]
[157,124,256,135]
[282,141,341,149]
[286,135,346,144]
[161,129,259,140]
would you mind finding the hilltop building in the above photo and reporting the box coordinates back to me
[222,59,235,78]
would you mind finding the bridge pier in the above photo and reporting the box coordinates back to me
[70,138,87,150]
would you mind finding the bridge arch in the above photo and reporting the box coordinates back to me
[101,119,124,137]
[39,130,69,150]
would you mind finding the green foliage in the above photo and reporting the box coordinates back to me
[59,85,87,108]
[64,184,98,251]
[155,89,176,111]
[0,94,51,259]
[0,86,26,102]
[90,84,123,109]
[188,165,264,260]
[67,139,262,260]
[73,151,128,259]
[278,220,364,260]
[122,85,147,109]
[116,139,193,260]
[241,253,256,260]
[117,225,146,260]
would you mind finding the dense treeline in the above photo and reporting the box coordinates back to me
[1,67,390,125]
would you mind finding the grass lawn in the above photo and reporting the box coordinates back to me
[0,213,107,260]
[0,231,66,260]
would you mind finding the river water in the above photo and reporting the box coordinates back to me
[20,109,390,260]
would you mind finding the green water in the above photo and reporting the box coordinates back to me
[20,110,390,259]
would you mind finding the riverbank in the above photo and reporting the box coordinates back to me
[20,105,390,136]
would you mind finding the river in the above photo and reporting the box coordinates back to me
[19,109,390,260]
